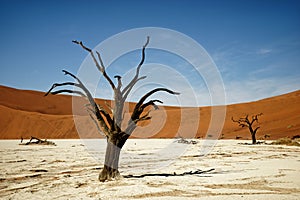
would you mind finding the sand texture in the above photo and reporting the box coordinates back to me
[0,139,299,199]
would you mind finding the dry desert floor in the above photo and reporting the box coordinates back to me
[0,139,300,200]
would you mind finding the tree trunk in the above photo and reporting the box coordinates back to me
[251,133,257,144]
[248,126,257,145]
[98,139,122,182]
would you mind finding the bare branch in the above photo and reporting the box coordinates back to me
[231,117,239,123]
[85,103,113,130]
[91,52,104,72]
[135,88,179,110]
[114,75,122,90]
[45,82,81,96]
[130,88,179,125]
[239,123,248,128]
[105,101,113,113]
[62,70,83,83]
[122,76,147,102]
[95,51,117,91]
[232,116,250,127]
[135,115,152,123]
[95,52,116,90]
[253,126,260,134]
[141,99,163,111]
[122,37,150,99]
[72,41,116,90]
[96,51,105,71]
[130,110,152,125]
[251,113,263,124]
[125,88,178,136]
[137,36,150,70]
[48,70,112,135]
[86,102,114,131]
[99,108,114,129]
[86,108,106,137]
[85,104,96,115]
[47,89,86,97]
[61,70,95,103]
[72,40,92,52]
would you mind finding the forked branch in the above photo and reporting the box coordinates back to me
[135,88,179,111]
[72,40,116,90]
[253,126,260,134]
[130,88,179,125]
[122,37,150,100]
[45,70,113,136]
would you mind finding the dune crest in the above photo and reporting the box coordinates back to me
[0,85,299,139]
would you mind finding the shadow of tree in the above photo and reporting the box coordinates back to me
[124,168,215,178]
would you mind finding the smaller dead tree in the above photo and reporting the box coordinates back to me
[19,136,56,146]
[232,113,263,144]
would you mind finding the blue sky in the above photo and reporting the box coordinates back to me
[0,0,299,106]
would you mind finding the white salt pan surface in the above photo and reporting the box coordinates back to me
[1,139,299,199]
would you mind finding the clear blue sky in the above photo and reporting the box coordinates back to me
[0,0,299,105]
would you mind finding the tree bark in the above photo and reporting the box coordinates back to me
[249,126,256,144]
[251,133,256,144]
[99,139,122,182]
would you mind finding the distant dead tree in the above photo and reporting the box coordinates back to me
[45,37,179,182]
[231,113,263,144]
[19,136,56,146]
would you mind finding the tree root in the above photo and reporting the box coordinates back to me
[99,165,121,182]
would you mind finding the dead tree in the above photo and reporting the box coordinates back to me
[20,136,56,146]
[231,113,263,144]
[45,37,179,182]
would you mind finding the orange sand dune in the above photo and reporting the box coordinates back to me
[0,85,299,140]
